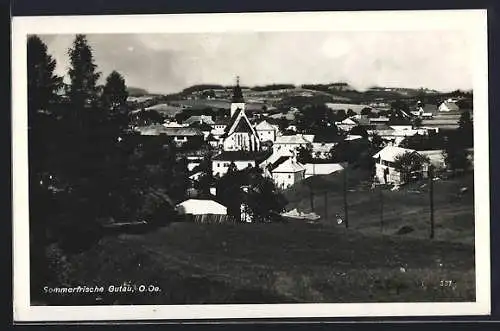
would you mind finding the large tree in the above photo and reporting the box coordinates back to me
[27,35,63,115]
[101,70,129,111]
[442,131,471,175]
[216,167,286,222]
[458,111,473,148]
[67,34,101,109]
[393,152,428,183]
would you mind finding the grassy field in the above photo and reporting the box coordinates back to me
[39,220,474,305]
[36,168,475,306]
[284,169,475,245]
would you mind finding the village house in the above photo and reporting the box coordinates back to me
[303,163,344,178]
[270,155,306,190]
[255,120,278,142]
[273,134,314,153]
[438,100,460,112]
[163,120,186,128]
[176,199,230,224]
[372,146,428,185]
[184,115,215,126]
[211,151,266,177]
[335,117,358,131]
[135,125,204,148]
[368,116,390,124]
[311,142,337,159]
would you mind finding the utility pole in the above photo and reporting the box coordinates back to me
[309,182,314,212]
[343,167,349,228]
[380,184,384,232]
[324,191,328,220]
[429,165,435,239]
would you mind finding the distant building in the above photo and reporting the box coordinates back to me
[336,118,358,131]
[255,120,278,142]
[439,101,460,112]
[311,142,337,159]
[270,155,306,189]
[184,115,215,126]
[304,163,344,178]
[372,146,428,185]
[211,151,265,177]
[135,125,204,148]
[273,134,313,153]
[176,199,231,224]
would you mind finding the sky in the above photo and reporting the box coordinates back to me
[39,31,473,94]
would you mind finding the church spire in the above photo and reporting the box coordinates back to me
[232,75,244,103]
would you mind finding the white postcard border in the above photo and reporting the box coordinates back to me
[12,9,490,322]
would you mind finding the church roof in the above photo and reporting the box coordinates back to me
[234,117,253,133]
[221,107,259,138]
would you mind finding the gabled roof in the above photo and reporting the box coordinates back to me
[222,107,259,138]
[214,117,229,125]
[255,120,276,131]
[272,157,306,173]
[189,121,213,131]
[440,101,460,111]
[267,156,290,172]
[340,118,357,125]
[184,115,215,125]
[372,146,417,162]
[176,199,227,215]
[275,134,311,145]
[234,117,253,133]
[136,125,203,136]
[304,163,344,175]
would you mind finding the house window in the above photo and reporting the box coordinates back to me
[288,174,291,179]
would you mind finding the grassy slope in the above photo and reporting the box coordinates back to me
[37,169,475,306]
[284,169,475,245]
[41,218,474,305]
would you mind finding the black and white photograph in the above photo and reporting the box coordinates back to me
[12,10,490,321]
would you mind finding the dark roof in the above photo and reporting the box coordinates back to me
[214,117,229,125]
[189,122,213,131]
[136,125,203,136]
[212,150,271,162]
[388,118,412,126]
[234,117,253,133]
[221,108,244,137]
[267,156,289,172]
[206,134,218,141]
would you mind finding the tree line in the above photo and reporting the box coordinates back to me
[28,35,190,297]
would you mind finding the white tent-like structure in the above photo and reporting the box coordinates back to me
[176,199,227,215]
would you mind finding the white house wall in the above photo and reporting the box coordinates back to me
[257,129,276,142]
[272,171,305,189]
[212,160,256,177]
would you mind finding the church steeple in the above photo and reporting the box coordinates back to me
[232,76,244,103]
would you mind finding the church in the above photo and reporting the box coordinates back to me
[220,77,261,152]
